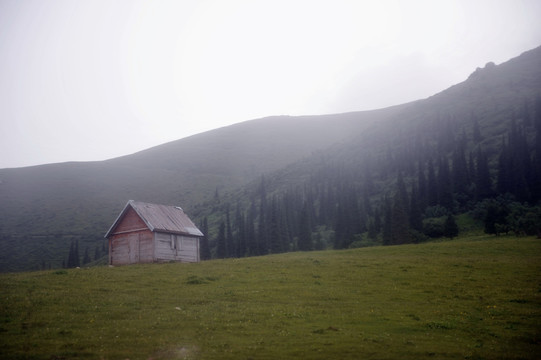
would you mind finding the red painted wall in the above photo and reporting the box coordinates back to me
[114,208,147,233]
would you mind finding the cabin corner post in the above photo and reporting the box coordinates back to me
[197,237,200,262]
[108,238,112,265]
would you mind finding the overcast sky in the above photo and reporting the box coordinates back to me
[1,0,540,169]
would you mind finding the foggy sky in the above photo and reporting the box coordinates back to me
[1,0,540,169]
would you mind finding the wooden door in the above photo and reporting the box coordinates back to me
[128,233,140,263]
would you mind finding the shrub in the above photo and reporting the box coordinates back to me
[423,217,445,238]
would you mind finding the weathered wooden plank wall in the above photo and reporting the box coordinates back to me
[155,232,199,263]
[110,230,153,265]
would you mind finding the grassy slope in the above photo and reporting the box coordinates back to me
[1,236,539,359]
[0,109,401,272]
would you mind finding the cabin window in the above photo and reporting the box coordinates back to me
[170,234,176,249]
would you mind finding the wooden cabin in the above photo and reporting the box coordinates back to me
[104,200,204,266]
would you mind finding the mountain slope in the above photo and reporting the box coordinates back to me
[200,46,541,253]
[1,45,540,272]
[230,46,541,197]
[0,104,403,271]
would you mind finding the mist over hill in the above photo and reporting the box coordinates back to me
[1,45,540,272]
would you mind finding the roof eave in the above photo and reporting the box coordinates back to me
[154,229,204,237]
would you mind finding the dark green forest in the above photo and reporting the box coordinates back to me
[197,95,541,260]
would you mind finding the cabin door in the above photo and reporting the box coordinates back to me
[128,233,140,263]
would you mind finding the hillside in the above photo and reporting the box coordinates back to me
[0,107,403,271]
[195,46,541,256]
[1,45,541,271]
[1,236,539,359]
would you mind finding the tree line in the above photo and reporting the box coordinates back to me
[200,96,541,259]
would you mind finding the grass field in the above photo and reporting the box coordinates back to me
[1,235,540,359]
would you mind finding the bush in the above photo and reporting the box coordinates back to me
[409,229,429,243]
[424,205,449,218]
[507,203,541,236]
[423,217,445,238]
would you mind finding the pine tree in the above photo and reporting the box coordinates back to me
[83,247,91,265]
[417,161,427,210]
[452,142,470,196]
[257,178,269,255]
[497,138,512,195]
[246,201,258,256]
[367,217,378,240]
[535,94,541,133]
[438,156,454,210]
[390,190,410,245]
[334,201,347,249]
[199,217,211,260]
[216,221,226,259]
[531,133,541,202]
[427,159,438,206]
[75,240,80,267]
[382,196,393,246]
[374,208,382,233]
[235,204,247,258]
[278,198,292,252]
[66,239,80,268]
[475,149,493,200]
[225,207,234,257]
[409,184,423,231]
[443,214,459,238]
[67,240,75,268]
[269,197,284,254]
[298,202,313,251]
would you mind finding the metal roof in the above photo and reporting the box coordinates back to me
[105,200,204,238]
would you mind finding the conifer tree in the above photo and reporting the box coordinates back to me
[334,200,347,249]
[67,241,75,268]
[417,161,427,210]
[535,94,541,133]
[367,218,378,240]
[235,204,247,258]
[199,217,211,260]
[74,240,80,267]
[409,184,423,232]
[246,201,257,256]
[298,202,313,251]
[443,213,459,238]
[427,159,438,206]
[83,247,91,265]
[216,221,226,259]
[438,156,454,210]
[278,198,292,252]
[382,196,393,246]
[67,239,80,268]
[475,149,493,200]
[225,207,234,257]
[373,208,382,233]
[269,197,283,254]
[390,175,411,245]
[452,142,470,196]
[257,178,269,255]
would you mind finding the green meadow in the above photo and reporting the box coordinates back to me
[1,235,540,359]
